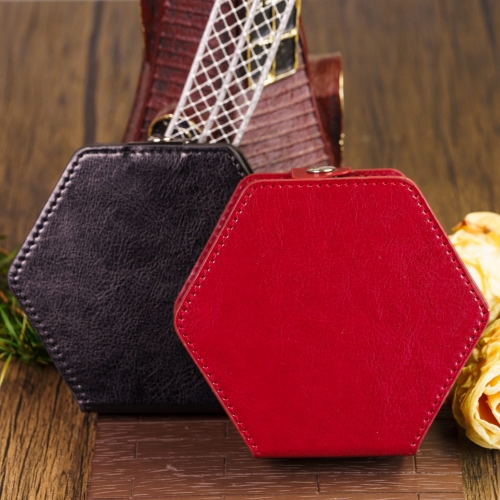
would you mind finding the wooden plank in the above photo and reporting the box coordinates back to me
[99,415,140,424]
[91,409,463,498]
[416,453,462,475]
[416,418,462,474]
[224,495,417,500]
[136,435,249,458]
[0,364,96,500]
[139,414,228,424]
[458,427,500,500]
[0,1,142,251]
[225,455,415,475]
[90,457,225,480]
[0,4,141,498]
[87,479,133,499]
[419,495,464,500]
[92,440,137,462]
[91,497,222,500]
[95,419,227,442]
[132,474,319,496]
[318,473,463,493]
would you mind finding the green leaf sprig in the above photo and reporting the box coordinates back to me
[0,236,52,387]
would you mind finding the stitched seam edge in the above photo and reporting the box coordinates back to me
[9,145,246,411]
[177,179,488,457]
[9,148,94,409]
[400,181,488,453]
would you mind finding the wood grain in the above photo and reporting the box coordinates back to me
[301,0,500,233]
[0,2,142,250]
[0,363,96,500]
[0,3,141,499]
[88,414,463,499]
[1,1,500,499]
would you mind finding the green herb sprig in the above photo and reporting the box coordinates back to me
[0,236,52,387]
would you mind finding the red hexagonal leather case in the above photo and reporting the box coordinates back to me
[174,167,489,458]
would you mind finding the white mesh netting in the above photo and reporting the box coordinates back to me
[165,0,297,146]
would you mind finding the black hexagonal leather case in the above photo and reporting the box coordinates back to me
[8,143,251,412]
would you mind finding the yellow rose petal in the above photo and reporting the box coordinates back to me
[453,212,500,236]
[453,320,500,449]
[450,212,500,323]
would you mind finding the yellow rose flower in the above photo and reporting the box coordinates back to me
[449,212,500,323]
[452,319,500,448]
[450,212,500,448]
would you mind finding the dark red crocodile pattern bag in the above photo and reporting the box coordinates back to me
[124,0,343,170]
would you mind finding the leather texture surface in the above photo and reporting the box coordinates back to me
[309,53,343,168]
[9,143,250,412]
[175,168,489,458]
[123,0,342,170]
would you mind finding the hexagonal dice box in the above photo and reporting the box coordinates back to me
[174,167,489,458]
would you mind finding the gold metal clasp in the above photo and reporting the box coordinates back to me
[247,0,301,87]
[148,114,201,142]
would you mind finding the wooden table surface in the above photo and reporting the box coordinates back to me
[1,1,500,499]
